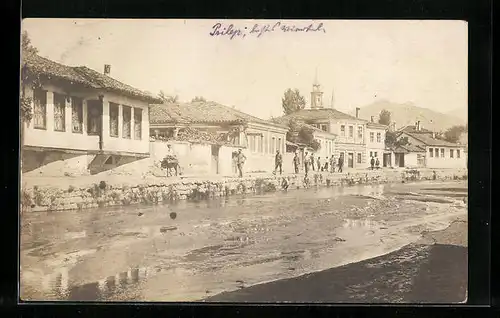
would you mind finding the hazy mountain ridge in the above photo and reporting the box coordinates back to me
[350,100,466,132]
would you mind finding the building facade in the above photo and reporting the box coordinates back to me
[395,129,467,169]
[366,120,390,166]
[21,53,161,176]
[149,101,289,175]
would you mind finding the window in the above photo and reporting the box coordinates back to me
[429,148,433,157]
[374,152,378,157]
[250,135,256,152]
[122,106,131,138]
[87,101,101,135]
[259,135,263,152]
[457,150,461,158]
[134,108,142,139]
[340,125,345,136]
[278,138,282,152]
[71,97,83,133]
[440,148,445,158]
[321,124,328,132]
[109,103,119,137]
[53,93,66,132]
[271,137,276,153]
[357,126,363,139]
[370,132,374,142]
[357,153,362,163]
[376,132,381,143]
[435,148,439,158]
[450,149,454,158]
[349,126,353,138]
[370,151,373,157]
[33,89,47,129]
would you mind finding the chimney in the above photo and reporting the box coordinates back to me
[355,107,360,118]
[432,132,436,139]
[416,121,421,131]
[370,116,374,123]
[104,64,111,76]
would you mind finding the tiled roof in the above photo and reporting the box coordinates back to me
[393,144,426,153]
[405,132,461,147]
[398,125,433,134]
[366,122,388,129]
[270,116,336,135]
[149,102,288,129]
[22,52,161,103]
[278,108,361,122]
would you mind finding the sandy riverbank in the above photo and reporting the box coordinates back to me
[204,215,467,303]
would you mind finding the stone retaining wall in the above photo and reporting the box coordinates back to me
[20,168,468,213]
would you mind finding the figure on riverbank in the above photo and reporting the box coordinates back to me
[236,149,246,178]
[370,156,375,170]
[281,177,289,191]
[323,157,329,172]
[338,156,344,173]
[274,150,283,175]
[310,153,315,171]
[304,152,310,177]
[293,152,300,174]
[375,158,380,170]
[317,156,321,172]
[330,155,336,173]
[161,144,181,177]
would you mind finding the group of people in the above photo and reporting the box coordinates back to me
[298,152,344,176]
[370,156,381,170]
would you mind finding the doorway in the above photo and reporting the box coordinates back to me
[347,152,354,168]
[211,145,220,174]
[395,153,405,167]
[383,153,392,167]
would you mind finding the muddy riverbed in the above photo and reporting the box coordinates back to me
[20,180,467,302]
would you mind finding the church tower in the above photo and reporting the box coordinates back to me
[310,69,324,109]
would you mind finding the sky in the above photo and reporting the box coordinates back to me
[22,19,468,120]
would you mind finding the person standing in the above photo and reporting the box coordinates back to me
[370,156,375,170]
[375,157,380,170]
[310,153,315,171]
[323,157,329,172]
[293,152,300,174]
[329,155,336,173]
[338,155,344,173]
[274,150,283,175]
[304,152,310,177]
[317,156,322,172]
[236,149,246,178]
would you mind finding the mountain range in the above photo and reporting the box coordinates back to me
[348,100,466,132]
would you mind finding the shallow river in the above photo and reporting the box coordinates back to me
[20,180,467,301]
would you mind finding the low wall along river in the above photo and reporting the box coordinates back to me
[20,168,468,213]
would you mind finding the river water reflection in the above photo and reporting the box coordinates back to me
[20,180,467,301]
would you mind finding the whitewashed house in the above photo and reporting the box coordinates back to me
[21,53,162,176]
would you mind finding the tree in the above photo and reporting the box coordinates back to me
[158,90,179,103]
[443,125,467,143]
[191,96,207,102]
[297,126,321,151]
[22,30,38,55]
[385,131,408,149]
[378,109,391,125]
[282,88,306,115]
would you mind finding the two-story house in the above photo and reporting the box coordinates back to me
[21,52,162,176]
[365,116,389,166]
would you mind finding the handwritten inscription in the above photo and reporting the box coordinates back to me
[209,22,326,40]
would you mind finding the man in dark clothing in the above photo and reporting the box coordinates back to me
[375,157,380,169]
[370,156,375,170]
[310,153,315,171]
[329,155,336,173]
[236,149,246,178]
[338,156,344,173]
[274,150,283,175]
[293,152,300,174]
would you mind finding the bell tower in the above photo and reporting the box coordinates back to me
[311,69,324,109]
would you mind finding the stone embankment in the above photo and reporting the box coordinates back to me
[20,168,467,213]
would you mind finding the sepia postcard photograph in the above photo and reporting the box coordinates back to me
[19,19,468,303]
